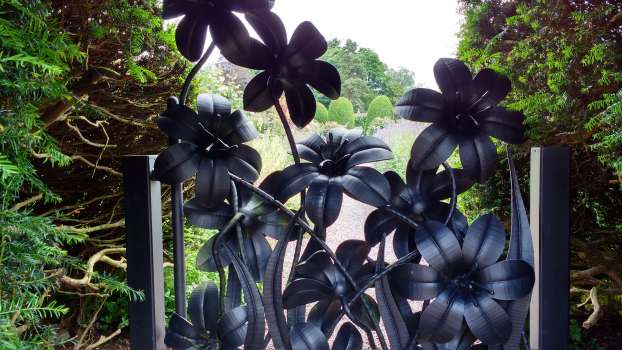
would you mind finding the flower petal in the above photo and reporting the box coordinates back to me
[244,71,277,112]
[218,306,249,348]
[307,299,342,333]
[474,259,535,300]
[185,198,233,229]
[393,223,420,260]
[165,313,198,349]
[245,9,287,53]
[289,322,330,350]
[350,294,381,331]
[211,13,271,70]
[196,235,232,272]
[197,93,231,122]
[283,278,334,308]
[433,58,473,106]
[188,281,219,333]
[395,88,446,122]
[427,168,474,200]
[305,176,344,228]
[418,286,466,344]
[285,21,328,66]
[473,68,511,106]
[364,208,399,247]
[175,15,208,62]
[479,107,525,144]
[282,80,317,128]
[221,110,259,145]
[296,60,341,100]
[459,135,498,183]
[464,291,511,345]
[162,0,187,19]
[462,214,506,268]
[415,220,463,274]
[152,143,200,184]
[343,166,391,207]
[333,323,363,350]
[229,0,275,12]
[272,163,319,201]
[296,132,324,164]
[410,124,458,171]
[342,136,393,168]
[390,263,444,300]
[195,158,230,208]
[157,104,207,146]
[336,240,370,276]
[227,144,262,182]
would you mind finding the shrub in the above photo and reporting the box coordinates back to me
[314,102,330,123]
[366,95,393,123]
[328,97,355,127]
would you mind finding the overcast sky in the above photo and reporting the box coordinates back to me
[204,1,462,88]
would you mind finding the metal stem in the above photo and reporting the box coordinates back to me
[179,42,216,106]
[441,161,457,226]
[213,212,245,315]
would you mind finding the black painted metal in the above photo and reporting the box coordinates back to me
[122,155,166,350]
[122,3,542,350]
[529,147,570,350]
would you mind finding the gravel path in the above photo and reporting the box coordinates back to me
[271,121,426,349]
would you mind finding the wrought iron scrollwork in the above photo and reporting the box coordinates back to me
[153,1,534,349]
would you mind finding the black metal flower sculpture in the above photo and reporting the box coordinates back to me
[238,10,341,128]
[391,215,535,345]
[163,0,274,61]
[365,165,473,258]
[152,94,261,208]
[283,241,378,333]
[269,128,392,227]
[157,4,535,349]
[165,281,251,349]
[396,58,525,182]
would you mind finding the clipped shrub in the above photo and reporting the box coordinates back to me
[314,102,330,123]
[328,97,355,127]
[366,95,393,125]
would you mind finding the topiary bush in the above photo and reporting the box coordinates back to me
[367,95,393,121]
[328,97,355,127]
[314,102,329,123]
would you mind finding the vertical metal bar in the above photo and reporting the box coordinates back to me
[123,155,166,350]
[529,147,570,350]
[169,137,186,316]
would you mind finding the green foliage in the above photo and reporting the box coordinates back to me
[314,102,330,123]
[375,131,416,176]
[322,39,415,111]
[588,89,622,177]
[365,95,393,131]
[328,97,355,127]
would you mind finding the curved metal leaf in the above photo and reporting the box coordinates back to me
[462,214,506,269]
[188,281,219,333]
[289,322,330,350]
[283,278,333,309]
[364,209,399,247]
[463,291,511,345]
[335,240,370,276]
[196,235,231,272]
[307,299,341,334]
[185,199,233,230]
[342,166,391,207]
[218,305,249,348]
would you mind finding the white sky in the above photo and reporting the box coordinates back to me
[204,1,462,88]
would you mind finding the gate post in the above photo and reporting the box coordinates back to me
[529,147,571,350]
[123,155,166,350]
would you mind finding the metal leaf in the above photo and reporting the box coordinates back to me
[225,266,242,312]
[428,169,474,200]
[152,143,200,184]
[474,260,535,301]
[364,209,399,247]
[350,294,381,331]
[390,263,444,301]
[393,224,420,260]
[196,235,231,272]
[165,313,198,349]
[333,323,363,350]
[410,124,458,171]
[240,233,272,281]
[188,281,219,333]
[289,322,330,350]
[417,285,466,344]
[463,291,511,345]
[305,176,344,228]
[395,88,446,123]
[462,214,506,269]
[342,166,391,207]
[459,135,497,183]
[415,220,463,274]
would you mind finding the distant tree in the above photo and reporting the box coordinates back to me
[322,39,416,111]
[328,97,355,127]
[314,102,330,123]
[366,95,394,127]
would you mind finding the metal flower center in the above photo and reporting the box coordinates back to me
[453,112,480,135]
[318,154,351,176]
